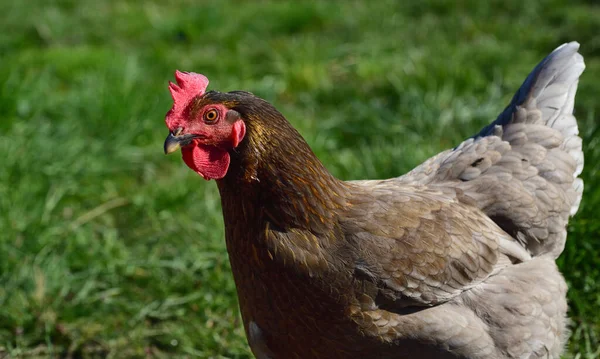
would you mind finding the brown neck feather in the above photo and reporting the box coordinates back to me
[216,97,348,235]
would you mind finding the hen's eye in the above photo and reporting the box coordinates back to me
[204,109,218,123]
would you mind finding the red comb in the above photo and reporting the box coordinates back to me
[166,71,209,127]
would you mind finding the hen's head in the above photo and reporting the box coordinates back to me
[164,71,246,180]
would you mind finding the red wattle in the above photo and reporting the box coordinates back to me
[182,144,230,180]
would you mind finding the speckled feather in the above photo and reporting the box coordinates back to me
[182,43,585,358]
[401,42,585,257]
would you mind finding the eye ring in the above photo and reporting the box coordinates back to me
[204,109,218,123]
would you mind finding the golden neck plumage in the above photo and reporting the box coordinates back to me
[217,106,348,236]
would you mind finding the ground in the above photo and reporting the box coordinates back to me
[0,0,598,358]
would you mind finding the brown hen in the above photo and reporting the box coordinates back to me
[163,42,585,359]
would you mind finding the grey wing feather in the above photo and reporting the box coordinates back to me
[399,42,585,258]
[343,183,528,306]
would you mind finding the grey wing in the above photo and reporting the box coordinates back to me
[399,42,585,258]
[342,184,529,307]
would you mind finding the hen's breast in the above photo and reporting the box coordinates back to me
[227,237,356,358]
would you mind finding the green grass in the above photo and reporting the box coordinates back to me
[0,0,599,357]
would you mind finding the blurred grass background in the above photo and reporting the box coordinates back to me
[0,0,599,358]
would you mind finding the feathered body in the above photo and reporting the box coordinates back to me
[163,42,585,358]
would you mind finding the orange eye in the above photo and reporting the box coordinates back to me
[204,109,218,123]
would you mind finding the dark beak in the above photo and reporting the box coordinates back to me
[164,132,203,154]
[164,133,182,154]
